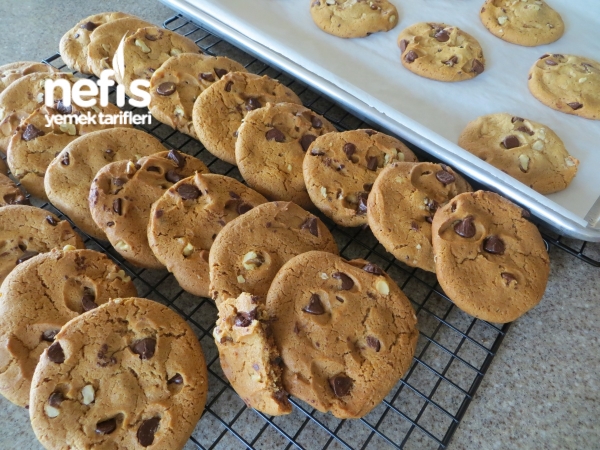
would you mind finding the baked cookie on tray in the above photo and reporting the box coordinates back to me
[303,129,417,227]
[0,173,29,207]
[149,53,247,139]
[309,0,399,39]
[265,251,418,419]
[236,102,336,209]
[89,150,209,269]
[480,0,564,47]
[367,162,471,273]
[528,54,600,121]
[148,173,267,298]
[398,23,485,82]
[458,113,579,194]
[213,292,292,416]
[209,201,338,303]
[29,297,208,450]
[432,190,550,323]
[0,61,58,94]
[0,248,137,407]
[193,72,303,165]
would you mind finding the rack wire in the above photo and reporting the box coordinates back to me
[4,12,590,450]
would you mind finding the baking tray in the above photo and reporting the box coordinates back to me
[158,0,600,242]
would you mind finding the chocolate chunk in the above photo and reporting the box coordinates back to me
[434,29,450,42]
[237,202,253,215]
[411,221,419,231]
[366,156,378,171]
[48,392,64,408]
[131,338,156,360]
[435,169,455,186]
[343,143,356,159]
[335,296,344,303]
[265,128,285,142]
[168,374,183,385]
[224,81,233,92]
[156,82,176,96]
[366,336,381,352]
[234,309,257,327]
[545,59,557,66]
[47,342,65,364]
[107,221,115,227]
[521,209,531,219]
[145,33,160,41]
[539,54,549,60]
[357,192,368,215]
[483,235,505,255]
[17,250,39,264]
[405,50,418,63]
[501,272,517,285]
[137,417,160,447]
[300,217,319,237]
[329,375,353,397]
[81,288,98,312]
[177,184,201,200]
[362,263,384,275]
[41,329,59,342]
[363,183,373,192]
[399,39,408,53]
[365,130,377,136]
[303,293,325,315]
[112,177,126,187]
[97,344,116,367]
[511,117,524,123]
[3,193,29,205]
[332,272,354,290]
[300,134,317,152]
[113,198,122,215]
[229,191,241,199]
[425,216,433,224]
[61,152,70,166]
[46,215,58,226]
[311,148,324,156]
[22,123,45,141]
[516,126,534,136]
[55,99,72,115]
[245,97,261,111]
[214,68,228,78]
[311,116,323,129]
[167,149,185,168]
[96,418,117,435]
[567,102,583,110]
[454,216,476,238]
[200,72,215,82]
[471,59,484,75]
[502,135,521,149]
[80,21,98,31]
[443,56,459,67]
[165,169,182,184]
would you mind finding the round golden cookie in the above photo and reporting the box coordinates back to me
[149,53,247,139]
[89,150,209,269]
[0,173,29,207]
[59,12,134,74]
[0,61,58,94]
[458,113,579,194]
[209,201,339,303]
[265,251,418,419]
[148,173,268,298]
[367,162,471,273]
[0,249,137,407]
[236,102,336,209]
[479,0,564,47]
[432,190,550,323]
[303,129,417,227]
[193,72,303,165]
[44,128,167,240]
[528,54,600,121]
[398,23,486,82]
[29,297,208,450]
[309,0,399,39]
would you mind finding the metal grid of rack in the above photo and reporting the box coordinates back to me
[3,12,590,450]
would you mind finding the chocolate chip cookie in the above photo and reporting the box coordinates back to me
[0,173,29,207]
[0,205,84,287]
[213,292,292,416]
[236,102,336,209]
[265,251,418,418]
[89,150,209,269]
[398,23,486,82]
[29,297,208,450]
[432,190,550,323]
[209,201,338,303]
[44,128,167,240]
[193,72,303,165]
[458,113,579,194]
[149,53,247,139]
[0,248,137,407]
[480,0,564,47]
[528,54,600,121]
[0,61,58,94]
[367,162,471,273]
[303,129,417,227]
[148,173,267,297]
[310,0,399,39]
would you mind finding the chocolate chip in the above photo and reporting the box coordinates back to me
[229,191,241,199]
[55,99,72,115]
[363,183,374,192]
[214,68,228,78]
[107,221,115,227]
[80,21,98,31]
[113,198,122,215]
[399,39,408,53]
[113,177,127,187]
[343,143,356,159]
[454,216,476,238]
[47,342,65,364]
[545,59,557,66]
[425,216,433,224]
[357,192,368,215]
[405,50,418,63]
[303,293,325,315]
[237,202,253,215]
[3,193,29,205]
[311,116,323,129]
[300,217,319,237]
[366,336,381,352]
[434,29,450,42]
[224,81,233,92]
[443,56,459,67]
[364,130,377,136]
[265,128,285,142]
[81,288,98,312]
[362,263,384,275]
[17,250,38,264]
[22,124,45,141]
[48,392,64,408]
[411,221,419,231]
[137,417,160,447]
[61,152,70,166]
[165,169,182,184]
[335,296,344,303]
[234,309,257,327]
[521,209,531,219]
[311,148,324,156]
[501,272,517,285]
[332,272,354,290]
[245,97,261,111]
[435,170,455,186]
[329,375,353,397]
[511,117,524,123]
[145,32,160,41]
[567,102,583,110]
[177,184,201,200]
[366,156,378,171]
[483,235,505,255]
[300,134,317,152]
[156,82,176,96]
[471,59,484,75]
[502,135,521,149]
[131,338,156,360]
[167,149,185,168]
[200,72,215,82]
[41,329,59,342]
[96,418,117,435]
[46,215,58,226]
[168,374,183,385]
[516,126,534,136]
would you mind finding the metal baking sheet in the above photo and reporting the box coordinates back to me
[159,0,600,241]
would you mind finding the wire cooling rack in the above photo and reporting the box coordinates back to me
[0,12,588,450]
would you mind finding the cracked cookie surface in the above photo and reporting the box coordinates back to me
[29,297,208,450]
[432,190,550,323]
[367,162,471,273]
[458,113,578,194]
[0,249,137,407]
[0,61,57,95]
[0,173,29,207]
[265,251,418,418]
